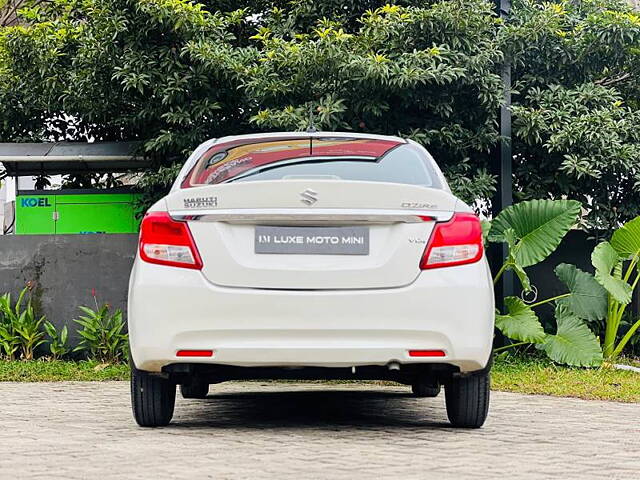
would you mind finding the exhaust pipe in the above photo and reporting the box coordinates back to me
[387,362,401,371]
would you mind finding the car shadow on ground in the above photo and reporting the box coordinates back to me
[171,388,455,429]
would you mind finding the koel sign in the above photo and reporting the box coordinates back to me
[20,197,52,207]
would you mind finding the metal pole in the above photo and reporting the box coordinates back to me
[494,0,514,300]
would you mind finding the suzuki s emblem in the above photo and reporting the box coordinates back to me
[300,189,318,206]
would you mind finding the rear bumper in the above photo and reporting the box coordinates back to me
[128,260,494,373]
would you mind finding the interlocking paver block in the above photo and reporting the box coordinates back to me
[0,381,638,479]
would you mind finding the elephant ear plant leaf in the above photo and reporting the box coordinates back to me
[489,199,582,269]
[490,199,603,366]
[592,242,632,304]
[495,297,545,344]
[610,216,640,258]
[539,305,603,367]
[554,263,607,322]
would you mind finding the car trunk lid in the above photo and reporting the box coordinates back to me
[165,180,457,289]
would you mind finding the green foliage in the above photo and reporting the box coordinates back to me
[489,199,582,268]
[44,321,70,360]
[245,1,503,205]
[489,199,582,294]
[73,304,128,364]
[1,0,502,208]
[511,83,640,229]
[495,296,545,343]
[0,359,130,381]
[554,263,607,322]
[0,287,46,360]
[490,199,603,367]
[589,217,640,360]
[491,208,640,363]
[0,288,128,363]
[611,216,640,258]
[3,0,640,221]
[592,242,632,304]
[505,0,640,229]
[538,305,603,367]
[0,292,21,359]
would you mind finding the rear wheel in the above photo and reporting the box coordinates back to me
[411,381,441,397]
[130,366,176,427]
[444,372,490,428]
[180,380,209,399]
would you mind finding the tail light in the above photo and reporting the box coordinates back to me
[139,212,203,270]
[176,350,213,357]
[420,212,483,269]
[408,350,446,357]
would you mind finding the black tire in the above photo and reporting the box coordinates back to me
[130,366,176,427]
[411,382,441,397]
[180,380,209,399]
[444,372,490,428]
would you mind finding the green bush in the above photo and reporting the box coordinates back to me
[0,286,46,360]
[489,199,604,367]
[2,0,640,226]
[590,217,640,360]
[44,321,70,360]
[0,286,128,363]
[73,304,129,364]
[490,200,640,365]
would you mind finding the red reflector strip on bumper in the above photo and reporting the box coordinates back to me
[408,350,446,357]
[176,350,214,357]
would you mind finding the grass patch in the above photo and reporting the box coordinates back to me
[1,356,639,403]
[492,354,640,403]
[0,359,129,382]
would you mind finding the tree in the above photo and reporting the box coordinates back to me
[1,0,35,27]
[0,0,501,206]
[244,1,502,203]
[504,0,640,229]
[1,0,640,228]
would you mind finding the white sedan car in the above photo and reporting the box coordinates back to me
[128,132,494,428]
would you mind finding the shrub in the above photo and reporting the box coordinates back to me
[73,304,128,364]
[489,199,603,367]
[0,286,46,360]
[44,321,70,360]
[0,292,20,360]
[590,217,640,360]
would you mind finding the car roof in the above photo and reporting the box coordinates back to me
[211,131,408,145]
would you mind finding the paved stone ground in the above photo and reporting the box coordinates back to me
[1,382,638,479]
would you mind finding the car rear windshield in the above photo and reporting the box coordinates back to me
[181,137,441,189]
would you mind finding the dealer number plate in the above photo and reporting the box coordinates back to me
[255,226,369,255]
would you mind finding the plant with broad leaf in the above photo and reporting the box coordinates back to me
[488,199,604,367]
[0,286,46,360]
[590,217,640,361]
[0,291,22,360]
[44,321,70,360]
[73,301,128,364]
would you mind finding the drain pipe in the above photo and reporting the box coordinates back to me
[614,364,640,373]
